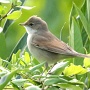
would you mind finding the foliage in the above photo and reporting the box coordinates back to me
[0,50,90,90]
[0,0,90,90]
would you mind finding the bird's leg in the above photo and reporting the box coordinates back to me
[39,62,49,81]
[41,62,49,76]
[47,63,57,75]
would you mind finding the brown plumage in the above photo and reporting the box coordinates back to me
[20,16,90,64]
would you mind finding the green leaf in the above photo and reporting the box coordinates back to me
[86,72,90,88]
[69,17,84,65]
[57,83,82,90]
[0,69,18,90]
[12,79,28,87]
[84,57,90,67]
[87,0,90,22]
[50,61,69,75]
[46,86,59,90]
[0,58,2,65]
[17,0,22,6]
[17,6,35,10]
[44,78,60,85]
[8,33,27,61]
[0,32,7,59]
[0,0,10,3]
[0,27,3,33]
[25,86,41,90]
[19,58,27,67]
[44,77,85,89]
[0,66,9,77]
[10,0,17,5]
[69,4,77,29]
[0,5,6,15]
[30,61,46,72]
[44,78,68,85]
[11,49,21,64]
[24,52,30,64]
[11,54,17,64]
[69,79,86,86]
[11,82,20,90]
[7,11,22,20]
[3,0,25,33]
[10,0,22,6]
[63,63,87,76]
[3,20,13,33]
[73,3,90,40]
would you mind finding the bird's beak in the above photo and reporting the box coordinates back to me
[19,23,25,26]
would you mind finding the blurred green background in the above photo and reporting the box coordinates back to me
[5,0,84,57]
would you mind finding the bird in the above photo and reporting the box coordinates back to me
[20,15,90,66]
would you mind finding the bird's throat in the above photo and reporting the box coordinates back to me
[24,26,37,34]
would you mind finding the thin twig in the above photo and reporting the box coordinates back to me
[0,3,14,21]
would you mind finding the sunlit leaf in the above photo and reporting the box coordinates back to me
[50,61,69,75]
[7,11,22,20]
[10,0,17,5]
[0,27,3,33]
[11,54,16,64]
[17,0,22,6]
[25,86,41,90]
[63,63,87,76]
[0,58,2,66]
[84,57,90,67]
[20,58,27,67]
[17,6,35,10]
[24,52,30,64]
[0,0,10,3]
[0,5,6,15]
[10,0,22,6]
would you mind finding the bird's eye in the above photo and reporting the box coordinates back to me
[29,23,34,26]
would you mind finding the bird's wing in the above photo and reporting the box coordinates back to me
[31,31,76,55]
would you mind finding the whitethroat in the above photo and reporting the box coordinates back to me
[20,16,90,65]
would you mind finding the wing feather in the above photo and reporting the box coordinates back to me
[31,31,76,55]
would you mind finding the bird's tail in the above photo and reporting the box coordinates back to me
[74,52,90,58]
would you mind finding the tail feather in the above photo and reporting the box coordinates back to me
[74,53,90,58]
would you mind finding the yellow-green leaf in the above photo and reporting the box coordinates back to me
[64,63,87,76]
[84,57,90,67]
[7,11,22,20]
[24,52,30,64]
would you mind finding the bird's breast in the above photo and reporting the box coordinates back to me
[27,34,33,50]
[27,34,61,64]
